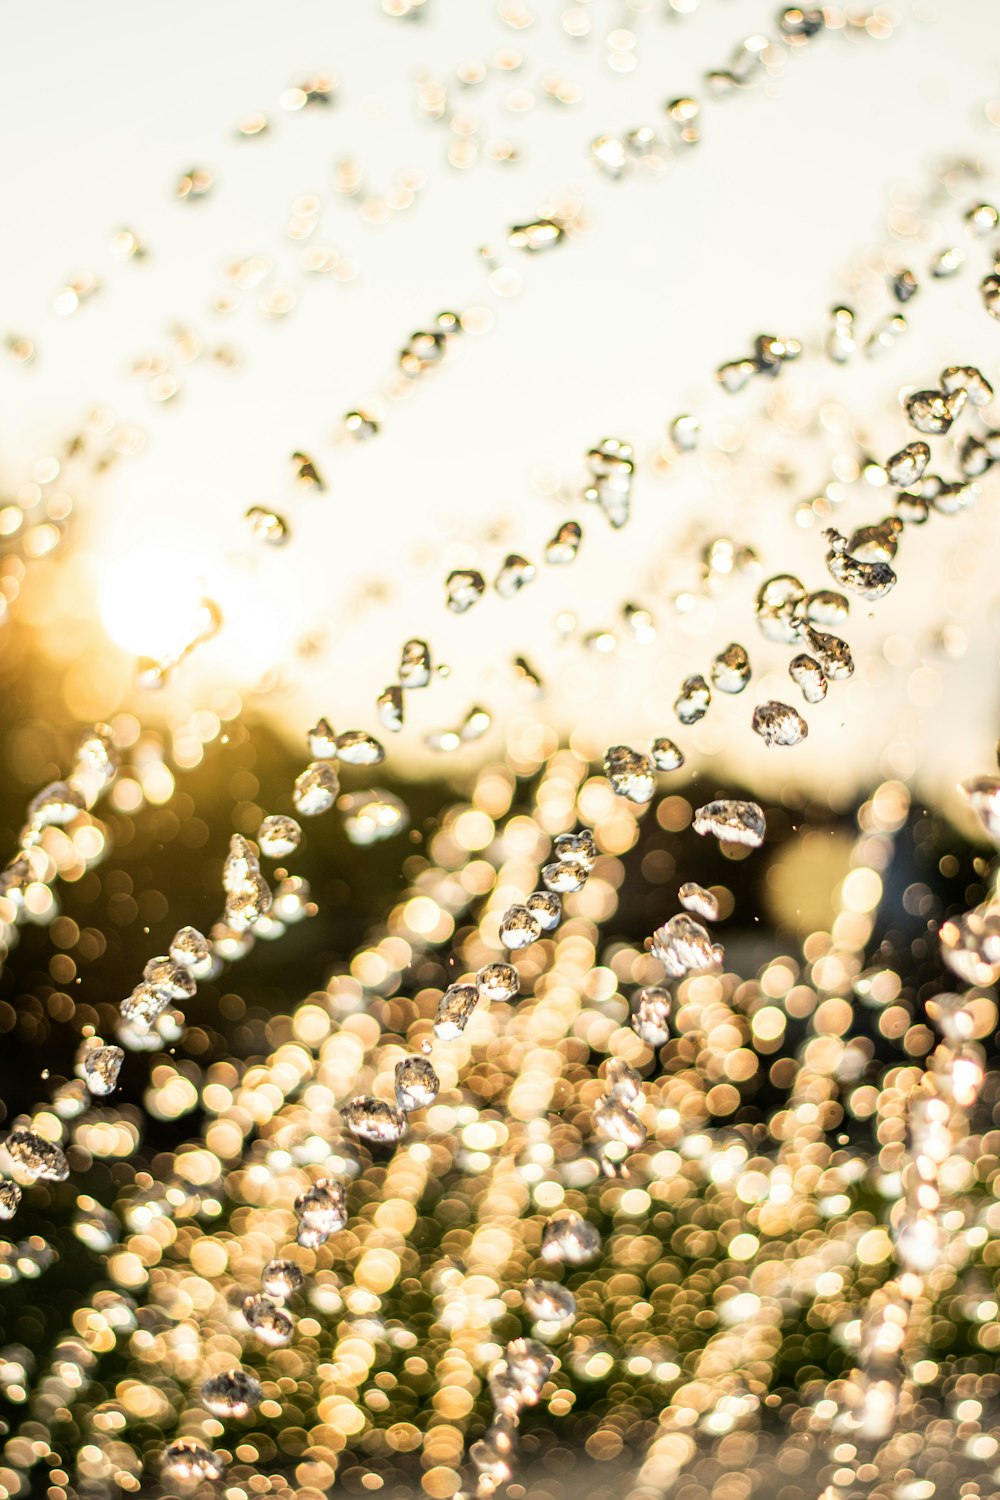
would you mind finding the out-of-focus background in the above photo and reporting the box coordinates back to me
[2,0,1000,817]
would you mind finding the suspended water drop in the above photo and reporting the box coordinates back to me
[716,358,757,394]
[932,479,978,515]
[675,674,711,725]
[201,1368,263,1419]
[755,574,807,643]
[294,1178,348,1240]
[340,788,410,845]
[545,520,582,564]
[889,267,918,303]
[342,1096,406,1144]
[257,814,302,858]
[981,272,1000,319]
[789,653,827,704]
[391,1054,438,1111]
[602,744,654,804]
[225,870,272,928]
[399,638,432,688]
[593,1096,647,1150]
[804,625,854,680]
[605,1057,643,1104]
[293,761,340,815]
[261,1258,304,1301]
[499,904,542,950]
[523,1278,577,1326]
[245,505,289,545]
[3,1130,69,1183]
[476,962,520,1001]
[446,568,486,613]
[223,834,259,893]
[553,829,597,870]
[0,1182,22,1220]
[144,954,198,1000]
[344,409,380,440]
[539,855,586,895]
[241,1293,294,1347]
[710,643,751,694]
[651,912,718,976]
[336,729,386,766]
[434,983,481,1039]
[308,716,338,758]
[670,413,700,451]
[847,518,902,562]
[526,889,561,930]
[825,305,855,363]
[693,799,766,848]
[752,699,809,747]
[377,685,404,732]
[959,776,1000,842]
[73,723,119,786]
[494,553,536,598]
[958,433,991,477]
[679,882,720,921]
[541,1209,602,1265]
[904,388,965,435]
[508,219,564,252]
[885,441,930,487]
[168,925,213,978]
[120,981,171,1032]
[27,781,85,830]
[940,364,993,407]
[591,133,627,176]
[162,1441,226,1484]
[651,737,684,772]
[83,1044,124,1096]
[824,530,897,599]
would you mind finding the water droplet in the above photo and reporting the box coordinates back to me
[930,246,964,278]
[434,983,481,1039]
[941,364,993,407]
[710,643,751,695]
[395,1055,441,1111]
[805,590,849,627]
[524,891,560,932]
[376,685,404,732]
[341,788,409,845]
[651,737,684,772]
[904,388,965,435]
[120,981,171,1032]
[499,904,542,950]
[169,925,213,977]
[958,433,991,478]
[541,1209,601,1265]
[83,1044,124,1096]
[307,716,338,758]
[679,882,720,921]
[336,729,386,766]
[241,1293,294,1347]
[605,1057,643,1105]
[885,441,931,488]
[604,745,655,803]
[262,1258,304,1301]
[162,1441,226,1484]
[494,554,536,598]
[3,1129,69,1183]
[932,480,978,516]
[789,653,827,704]
[553,829,597,870]
[752,699,809,747]
[257,814,302,858]
[446,568,486,613]
[824,529,896,599]
[293,761,340,816]
[593,1096,647,1149]
[523,1278,576,1325]
[591,133,627,176]
[804,625,854,680]
[959,776,1000,842]
[399,638,432,688]
[476,962,520,1002]
[508,219,564,252]
[848,518,902,563]
[143,955,198,1000]
[716,358,757,394]
[755,574,806,643]
[981,272,1000,319]
[545,520,582,564]
[200,1368,262,1419]
[693,799,766,848]
[670,414,699,451]
[675,674,711,725]
[541,858,588,893]
[27,780,84,830]
[890,268,918,303]
[245,505,289,545]
[651,913,718,976]
[0,1182,22,1220]
[294,1178,348,1240]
